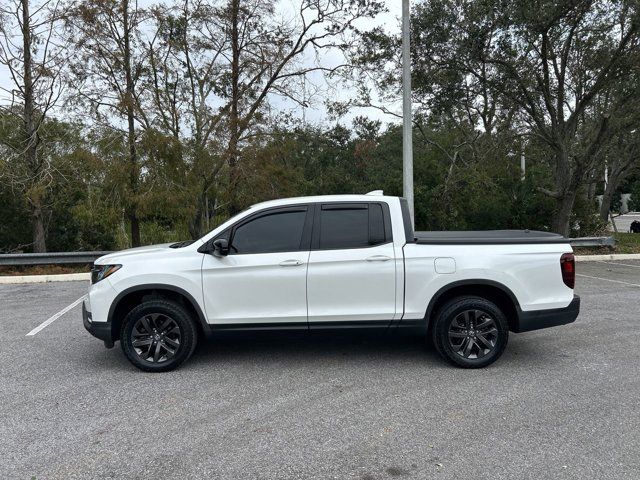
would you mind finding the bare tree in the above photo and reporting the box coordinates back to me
[220,0,385,214]
[65,0,150,246]
[144,0,385,237]
[0,0,67,252]
[144,1,228,238]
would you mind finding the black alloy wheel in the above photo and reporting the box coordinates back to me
[121,299,198,372]
[447,309,499,360]
[432,295,509,368]
[131,313,182,364]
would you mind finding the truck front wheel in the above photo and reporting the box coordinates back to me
[432,296,509,368]
[120,299,198,372]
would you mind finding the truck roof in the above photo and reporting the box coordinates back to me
[250,192,393,210]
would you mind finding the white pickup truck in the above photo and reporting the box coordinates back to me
[83,192,579,371]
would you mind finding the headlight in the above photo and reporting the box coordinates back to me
[91,264,122,284]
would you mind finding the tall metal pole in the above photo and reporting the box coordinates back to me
[402,0,415,227]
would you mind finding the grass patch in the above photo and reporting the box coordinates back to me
[0,264,91,276]
[612,232,640,254]
[574,232,640,255]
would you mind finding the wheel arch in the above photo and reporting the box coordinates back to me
[108,284,208,342]
[425,280,521,333]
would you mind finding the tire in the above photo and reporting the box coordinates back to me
[120,299,198,372]
[431,295,509,368]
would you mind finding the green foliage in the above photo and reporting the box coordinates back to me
[228,118,564,233]
[4,0,639,251]
[571,194,608,237]
[0,108,620,252]
[347,0,640,235]
[0,183,31,253]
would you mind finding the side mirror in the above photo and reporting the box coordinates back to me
[212,238,229,257]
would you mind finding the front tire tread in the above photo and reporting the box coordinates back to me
[120,299,198,372]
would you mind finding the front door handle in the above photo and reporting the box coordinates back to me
[365,255,392,262]
[279,259,304,267]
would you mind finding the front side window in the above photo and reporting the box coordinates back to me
[231,209,307,254]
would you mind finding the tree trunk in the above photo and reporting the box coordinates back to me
[600,160,632,221]
[189,208,203,240]
[188,189,207,240]
[586,179,597,203]
[123,0,140,247]
[227,0,241,215]
[129,211,140,247]
[548,147,578,236]
[551,191,577,237]
[22,0,47,252]
[31,200,47,253]
[599,185,614,222]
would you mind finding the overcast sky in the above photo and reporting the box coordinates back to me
[0,0,403,128]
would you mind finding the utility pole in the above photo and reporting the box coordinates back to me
[402,0,414,227]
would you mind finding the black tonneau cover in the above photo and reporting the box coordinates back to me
[413,230,567,245]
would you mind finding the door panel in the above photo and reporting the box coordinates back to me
[307,202,397,325]
[307,243,397,323]
[201,205,312,325]
[201,251,309,324]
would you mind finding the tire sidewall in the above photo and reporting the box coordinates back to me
[121,300,197,372]
[433,296,509,368]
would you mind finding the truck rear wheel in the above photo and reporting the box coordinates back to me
[432,295,508,368]
[120,299,198,372]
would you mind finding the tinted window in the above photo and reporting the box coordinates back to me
[320,205,369,249]
[369,203,385,245]
[232,209,306,254]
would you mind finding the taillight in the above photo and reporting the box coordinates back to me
[560,253,575,289]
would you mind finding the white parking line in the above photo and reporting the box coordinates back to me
[576,274,640,288]
[597,260,640,269]
[26,295,87,336]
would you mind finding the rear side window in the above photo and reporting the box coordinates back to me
[369,203,385,245]
[318,203,390,249]
[231,209,307,254]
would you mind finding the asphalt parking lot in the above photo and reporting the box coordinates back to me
[1,260,639,479]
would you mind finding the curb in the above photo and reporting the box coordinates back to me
[575,253,640,261]
[0,273,90,284]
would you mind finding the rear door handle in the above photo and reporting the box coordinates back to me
[365,255,391,262]
[279,259,304,267]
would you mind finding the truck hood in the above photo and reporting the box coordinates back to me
[94,242,191,264]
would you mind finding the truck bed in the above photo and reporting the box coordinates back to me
[413,230,567,245]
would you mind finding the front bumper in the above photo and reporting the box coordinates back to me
[82,300,114,347]
[514,294,580,333]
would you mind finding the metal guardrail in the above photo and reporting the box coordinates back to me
[0,236,616,266]
[569,236,616,248]
[0,251,112,266]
